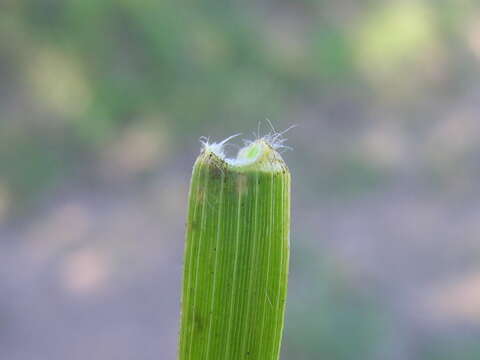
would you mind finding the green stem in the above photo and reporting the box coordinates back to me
[179,138,291,360]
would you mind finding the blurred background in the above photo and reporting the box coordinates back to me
[1,0,480,359]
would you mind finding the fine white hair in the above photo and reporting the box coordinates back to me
[199,121,296,165]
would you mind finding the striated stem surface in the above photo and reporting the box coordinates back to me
[179,138,291,360]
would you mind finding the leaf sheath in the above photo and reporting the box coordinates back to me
[179,146,291,360]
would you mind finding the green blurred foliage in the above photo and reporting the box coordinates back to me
[2,0,477,210]
[1,1,304,209]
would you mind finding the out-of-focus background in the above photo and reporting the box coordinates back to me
[1,1,480,359]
